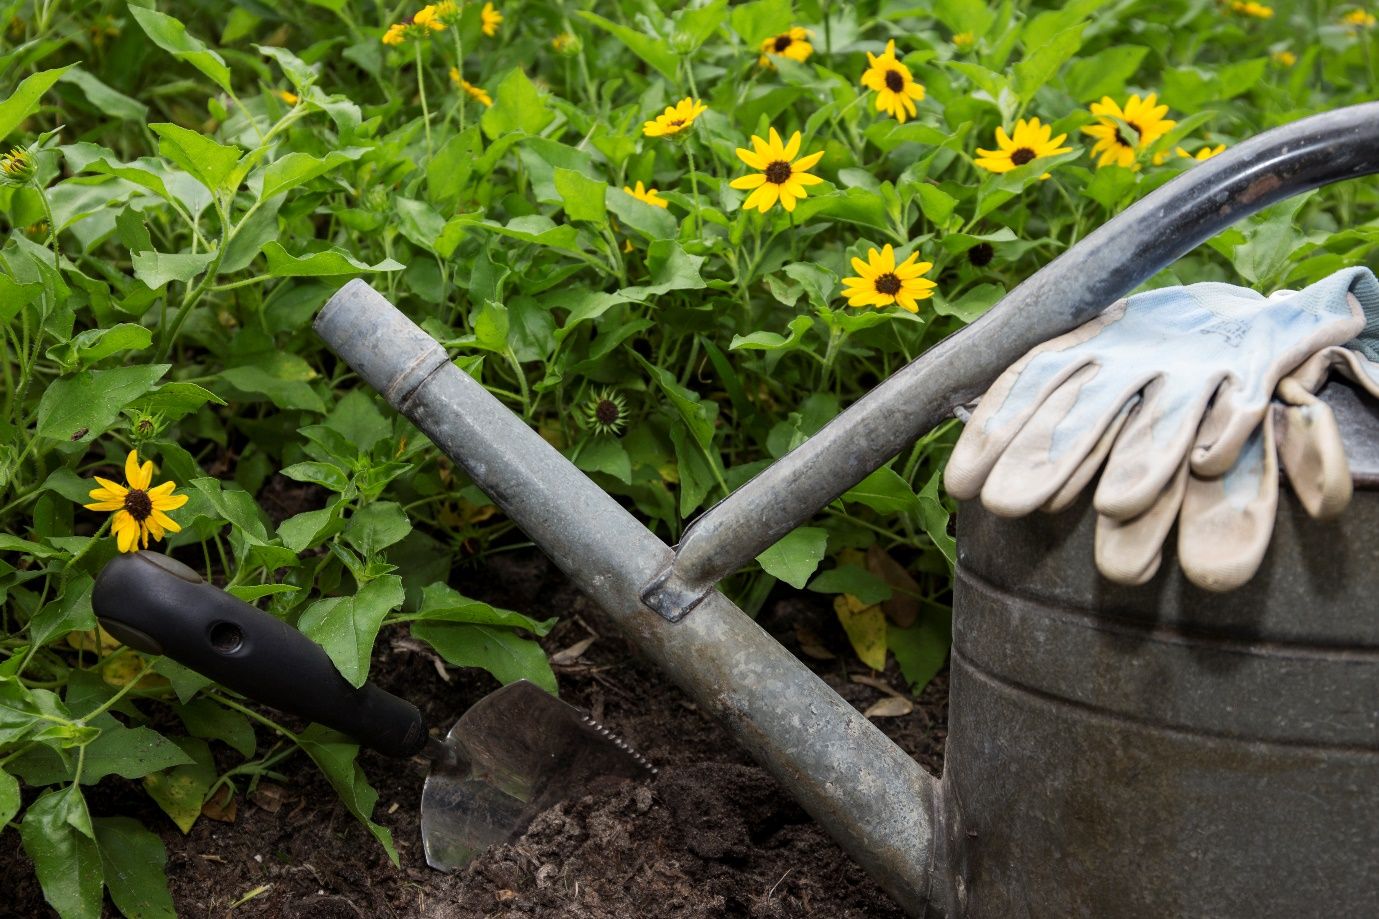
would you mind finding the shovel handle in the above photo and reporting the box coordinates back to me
[92,552,428,758]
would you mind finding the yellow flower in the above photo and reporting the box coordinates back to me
[841,245,936,313]
[952,32,975,48]
[624,181,669,208]
[730,128,825,213]
[1230,1,1274,17]
[0,146,35,186]
[413,5,447,30]
[482,2,503,37]
[860,40,926,124]
[643,97,708,138]
[84,450,189,553]
[382,23,408,45]
[1342,9,1377,27]
[552,32,578,54]
[449,68,493,106]
[1271,49,1297,66]
[276,89,299,105]
[1176,143,1226,161]
[759,27,813,67]
[431,0,461,24]
[1081,93,1176,169]
[973,118,1071,175]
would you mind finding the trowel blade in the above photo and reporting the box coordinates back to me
[419,679,654,870]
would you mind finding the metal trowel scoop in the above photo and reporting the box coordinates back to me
[91,551,653,868]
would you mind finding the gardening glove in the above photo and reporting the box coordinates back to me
[945,267,1379,523]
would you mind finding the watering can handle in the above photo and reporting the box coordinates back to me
[642,101,1379,620]
[92,551,428,758]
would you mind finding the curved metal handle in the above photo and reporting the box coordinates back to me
[644,102,1379,620]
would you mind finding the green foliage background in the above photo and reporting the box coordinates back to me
[1,0,1376,915]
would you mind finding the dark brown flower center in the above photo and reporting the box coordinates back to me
[764,160,792,184]
[874,273,902,295]
[1010,147,1036,166]
[595,399,621,425]
[967,242,994,267]
[1115,121,1142,148]
[124,489,152,522]
[669,119,685,127]
[774,35,793,51]
[884,69,905,92]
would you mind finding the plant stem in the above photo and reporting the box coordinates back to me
[685,143,704,237]
[416,42,433,157]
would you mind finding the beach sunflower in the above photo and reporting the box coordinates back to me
[1081,94,1175,169]
[860,40,926,124]
[759,27,813,67]
[381,7,445,45]
[1177,143,1226,161]
[730,128,825,213]
[624,181,669,208]
[276,90,299,105]
[1342,9,1377,27]
[643,97,708,138]
[449,69,493,106]
[85,450,188,553]
[482,2,503,36]
[1230,1,1274,17]
[1271,49,1297,66]
[973,118,1071,175]
[841,245,936,313]
[0,147,35,186]
[952,32,975,49]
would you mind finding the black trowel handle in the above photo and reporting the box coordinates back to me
[92,551,428,759]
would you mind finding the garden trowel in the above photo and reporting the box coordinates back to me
[91,551,653,869]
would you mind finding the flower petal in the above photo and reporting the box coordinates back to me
[736,146,767,170]
[791,150,824,173]
[730,172,767,189]
[152,492,189,511]
[783,131,801,162]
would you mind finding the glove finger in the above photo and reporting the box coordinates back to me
[1190,378,1271,478]
[1043,396,1139,514]
[945,303,1128,501]
[1178,413,1279,592]
[1321,346,1379,400]
[1094,455,1189,586]
[1275,397,1352,520]
[980,365,1146,517]
[1094,374,1218,520]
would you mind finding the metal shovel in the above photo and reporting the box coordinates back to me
[90,550,654,868]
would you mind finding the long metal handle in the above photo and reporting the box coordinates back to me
[315,286,945,916]
[641,101,1379,621]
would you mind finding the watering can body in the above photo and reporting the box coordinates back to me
[941,380,1379,917]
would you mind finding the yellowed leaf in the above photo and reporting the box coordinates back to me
[65,626,122,653]
[833,594,887,671]
[866,544,920,628]
[101,654,171,690]
[863,696,914,718]
[202,785,238,823]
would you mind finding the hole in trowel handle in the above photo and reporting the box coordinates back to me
[209,621,244,654]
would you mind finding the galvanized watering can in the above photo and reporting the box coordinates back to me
[315,103,1379,917]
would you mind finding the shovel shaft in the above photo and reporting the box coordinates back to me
[642,101,1379,620]
[316,285,946,916]
[92,552,428,759]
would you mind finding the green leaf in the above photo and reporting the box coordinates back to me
[916,184,958,230]
[835,595,888,671]
[480,68,554,139]
[280,461,350,492]
[412,621,558,692]
[132,382,226,422]
[790,189,892,234]
[554,167,608,226]
[934,282,1004,323]
[297,724,397,864]
[46,323,152,369]
[131,250,218,289]
[59,68,148,122]
[1013,22,1085,103]
[128,6,233,93]
[219,352,327,413]
[149,123,242,195]
[606,186,678,239]
[0,767,19,826]
[576,11,679,82]
[94,817,176,919]
[261,242,404,277]
[573,436,633,484]
[1063,44,1148,103]
[0,66,73,140]
[756,526,829,589]
[36,364,168,442]
[623,240,707,298]
[188,477,272,545]
[730,315,813,352]
[19,786,103,919]
[636,356,718,450]
[411,582,556,635]
[143,737,215,834]
[808,564,893,606]
[260,148,366,201]
[842,466,920,514]
[889,609,952,695]
[278,506,343,553]
[730,0,793,44]
[932,0,996,37]
[176,699,256,758]
[299,576,405,687]
[79,725,194,784]
[669,421,718,516]
[343,502,412,557]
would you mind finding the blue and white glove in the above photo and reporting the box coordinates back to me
[945,267,1379,590]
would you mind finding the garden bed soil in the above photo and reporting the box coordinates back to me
[4,551,947,918]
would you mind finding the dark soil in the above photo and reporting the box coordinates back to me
[3,551,947,918]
